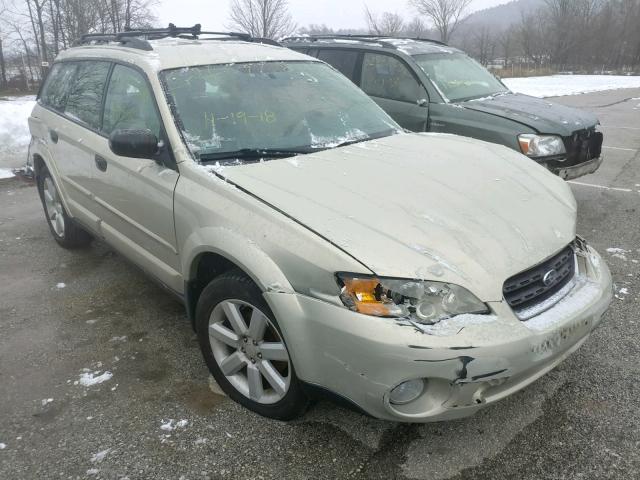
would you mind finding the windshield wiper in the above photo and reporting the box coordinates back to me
[199,148,313,162]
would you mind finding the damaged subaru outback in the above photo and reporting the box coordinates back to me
[27,25,613,422]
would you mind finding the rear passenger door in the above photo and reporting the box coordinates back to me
[37,60,111,230]
[90,63,182,292]
[359,52,429,131]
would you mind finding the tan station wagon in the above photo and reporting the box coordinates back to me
[27,25,612,422]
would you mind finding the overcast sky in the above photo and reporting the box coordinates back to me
[156,0,511,31]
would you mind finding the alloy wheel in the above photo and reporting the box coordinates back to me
[208,300,291,404]
[43,176,65,237]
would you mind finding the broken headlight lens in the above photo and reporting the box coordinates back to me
[336,274,489,324]
[518,134,566,157]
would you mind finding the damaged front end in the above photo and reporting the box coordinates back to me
[541,127,604,180]
[264,239,612,422]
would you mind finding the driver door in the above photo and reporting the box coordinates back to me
[89,64,182,292]
[359,52,429,131]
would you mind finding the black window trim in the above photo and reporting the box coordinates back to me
[358,50,430,104]
[39,57,177,170]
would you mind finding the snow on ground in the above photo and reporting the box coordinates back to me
[75,370,113,386]
[0,168,15,179]
[503,75,640,98]
[0,96,36,169]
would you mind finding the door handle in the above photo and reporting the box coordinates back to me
[95,155,108,172]
[49,129,58,143]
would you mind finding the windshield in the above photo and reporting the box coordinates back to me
[160,61,400,161]
[413,53,508,102]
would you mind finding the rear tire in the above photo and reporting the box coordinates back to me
[37,164,92,249]
[196,269,309,420]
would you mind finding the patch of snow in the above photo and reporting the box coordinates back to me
[56,282,66,289]
[0,168,15,179]
[0,96,36,169]
[0,443,6,449]
[77,371,113,387]
[401,314,498,337]
[160,419,188,431]
[109,336,127,343]
[524,276,601,331]
[86,468,100,475]
[90,448,111,463]
[41,398,53,407]
[503,75,640,98]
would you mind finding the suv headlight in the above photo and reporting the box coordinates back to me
[336,273,489,325]
[518,134,566,157]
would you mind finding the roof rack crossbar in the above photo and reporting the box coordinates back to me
[282,34,447,47]
[75,24,268,51]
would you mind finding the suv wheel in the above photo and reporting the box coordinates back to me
[37,165,92,249]
[196,269,308,420]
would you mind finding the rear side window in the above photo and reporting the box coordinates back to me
[317,49,359,81]
[361,53,425,103]
[40,62,78,111]
[102,64,161,138]
[64,61,111,130]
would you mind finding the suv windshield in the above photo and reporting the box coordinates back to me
[413,53,508,103]
[160,61,400,161]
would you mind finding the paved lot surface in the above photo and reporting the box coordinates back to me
[1,88,639,480]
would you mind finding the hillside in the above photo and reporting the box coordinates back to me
[464,0,545,31]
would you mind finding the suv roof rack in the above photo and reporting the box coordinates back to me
[282,34,447,49]
[75,24,278,51]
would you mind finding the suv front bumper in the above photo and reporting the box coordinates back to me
[553,155,604,180]
[265,248,612,422]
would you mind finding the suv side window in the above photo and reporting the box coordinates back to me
[361,53,424,103]
[102,64,161,138]
[40,62,78,111]
[64,61,111,129]
[317,49,359,82]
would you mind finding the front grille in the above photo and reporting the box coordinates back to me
[503,246,576,312]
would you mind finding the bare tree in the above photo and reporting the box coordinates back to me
[409,0,473,43]
[364,6,405,36]
[227,0,296,39]
[405,17,428,38]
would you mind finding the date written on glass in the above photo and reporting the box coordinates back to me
[204,111,277,127]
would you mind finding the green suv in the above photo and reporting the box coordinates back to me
[283,36,604,180]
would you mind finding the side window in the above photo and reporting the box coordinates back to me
[317,49,359,81]
[40,62,78,111]
[361,53,425,103]
[102,64,161,138]
[64,61,111,129]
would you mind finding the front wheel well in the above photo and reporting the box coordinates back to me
[185,252,245,326]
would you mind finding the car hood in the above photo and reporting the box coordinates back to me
[217,133,577,301]
[459,92,599,136]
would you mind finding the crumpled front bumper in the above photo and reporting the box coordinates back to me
[553,155,604,180]
[264,247,612,422]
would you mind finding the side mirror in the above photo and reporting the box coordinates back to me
[417,98,428,107]
[109,129,159,159]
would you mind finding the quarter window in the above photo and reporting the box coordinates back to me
[40,62,78,111]
[64,61,111,129]
[102,65,161,138]
[317,50,359,82]
[361,53,425,103]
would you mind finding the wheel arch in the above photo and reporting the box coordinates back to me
[182,227,294,326]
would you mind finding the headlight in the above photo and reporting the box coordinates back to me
[336,274,489,325]
[518,134,566,157]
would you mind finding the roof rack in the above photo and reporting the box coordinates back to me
[281,34,447,48]
[75,24,276,51]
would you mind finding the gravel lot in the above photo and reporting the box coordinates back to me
[1,88,639,480]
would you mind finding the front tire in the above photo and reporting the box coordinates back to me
[196,269,309,420]
[37,165,92,249]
